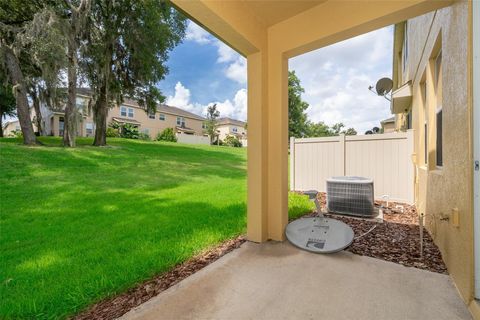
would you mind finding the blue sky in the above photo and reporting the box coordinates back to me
[157,21,248,121]
[159,20,393,134]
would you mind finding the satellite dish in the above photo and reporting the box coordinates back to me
[375,77,393,96]
[285,190,354,254]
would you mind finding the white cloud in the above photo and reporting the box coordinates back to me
[224,58,247,85]
[166,82,192,107]
[216,41,238,63]
[290,26,393,134]
[214,88,247,120]
[185,21,212,44]
[185,21,247,85]
[214,40,246,85]
[166,81,247,121]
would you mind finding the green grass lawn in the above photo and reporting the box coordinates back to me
[0,137,313,319]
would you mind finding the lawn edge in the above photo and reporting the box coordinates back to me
[72,235,246,320]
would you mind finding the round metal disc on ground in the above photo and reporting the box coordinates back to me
[285,217,354,254]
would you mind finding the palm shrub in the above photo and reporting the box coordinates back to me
[156,128,177,142]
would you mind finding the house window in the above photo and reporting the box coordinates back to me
[232,127,238,133]
[436,109,443,167]
[202,122,206,129]
[176,116,185,127]
[120,106,127,117]
[86,123,94,136]
[159,113,165,121]
[76,97,85,111]
[403,22,408,72]
[421,81,428,165]
[143,128,150,135]
[148,113,155,119]
[424,123,428,165]
[128,107,134,118]
[435,51,442,167]
[406,111,412,130]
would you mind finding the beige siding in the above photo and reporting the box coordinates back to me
[397,2,473,305]
[290,131,414,203]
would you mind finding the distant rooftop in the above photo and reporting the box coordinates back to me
[217,117,246,127]
[381,116,395,124]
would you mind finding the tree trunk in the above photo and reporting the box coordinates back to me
[30,87,43,135]
[2,46,37,145]
[0,115,3,137]
[92,38,112,147]
[93,86,108,146]
[64,34,77,147]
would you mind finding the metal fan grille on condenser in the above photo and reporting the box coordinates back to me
[285,190,354,254]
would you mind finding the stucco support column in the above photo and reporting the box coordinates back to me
[247,52,268,242]
[267,49,289,241]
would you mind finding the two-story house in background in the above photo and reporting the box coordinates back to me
[41,88,206,140]
[5,89,249,146]
[216,117,247,142]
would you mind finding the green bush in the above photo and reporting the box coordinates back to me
[138,132,151,141]
[107,122,141,139]
[156,128,177,142]
[212,138,224,146]
[120,123,139,139]
[223,135,242,147]
[106,127,120,137]
[9,130,23,138]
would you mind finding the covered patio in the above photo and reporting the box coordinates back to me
[170,0,452,243]
[122,241,470,320]
[119,0,476,319]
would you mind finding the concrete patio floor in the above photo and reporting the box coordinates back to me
[122,241,471,320]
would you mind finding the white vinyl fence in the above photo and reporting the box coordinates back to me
[290,130,414,203]
[176,134,210,145]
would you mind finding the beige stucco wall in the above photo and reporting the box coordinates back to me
[399,2,476,311]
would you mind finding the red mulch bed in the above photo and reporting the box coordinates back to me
[73,236,246,320]
[299,192,447,274]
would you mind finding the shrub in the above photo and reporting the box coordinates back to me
[223,135,242,147]
[120,124,139,139]
[107,122,141,139]
[156,128,177,142]
[106,127,120,137]
[9,130,23,138]
[138,132,151,141]
[212,138,224,146]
